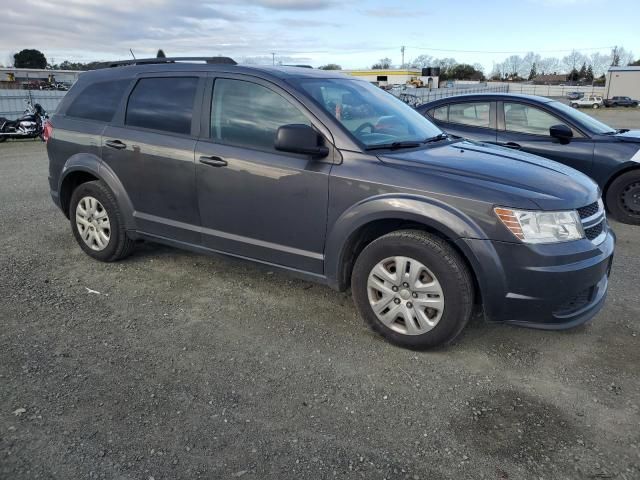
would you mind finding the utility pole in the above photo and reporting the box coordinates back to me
[271,53,275,66]
[401,46,405,68]
[129,49,136,59]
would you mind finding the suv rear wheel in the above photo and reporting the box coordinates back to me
[69,180,135,261]
[606,170,640,225]
[351,230,474,349]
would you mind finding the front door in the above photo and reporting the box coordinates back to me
[101,75,203,244]
[497,101,594,175]
[194,76,332,274]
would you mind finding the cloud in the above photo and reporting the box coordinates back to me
[250,0,339,9]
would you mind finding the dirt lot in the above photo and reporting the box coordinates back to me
[1,115,640,479]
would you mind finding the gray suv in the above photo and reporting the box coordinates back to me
[46,57,615,349]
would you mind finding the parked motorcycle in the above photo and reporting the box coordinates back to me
[0,102,49,143]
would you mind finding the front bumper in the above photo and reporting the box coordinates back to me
[457,227,615,329]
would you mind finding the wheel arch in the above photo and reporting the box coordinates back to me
[602,162,640,199]
[58,153,135,229]
[324,195,487,298]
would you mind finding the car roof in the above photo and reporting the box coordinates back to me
[78,62,350,84]
[416,92,555,110]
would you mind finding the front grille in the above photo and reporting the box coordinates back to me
[577,202,599,219]
[584,221,603,240]
[554,286,595,316]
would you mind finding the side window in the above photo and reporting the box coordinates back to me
[504,103,563,136]
[211,78,310,151]
[448,102,491,127]
[125,77,198,135]
[429,105,448,121]
[66,79,130,122]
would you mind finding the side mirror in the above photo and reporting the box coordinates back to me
[550,124,573,143]
[275,124,329,158]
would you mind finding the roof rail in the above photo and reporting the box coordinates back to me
[95,57,237,69]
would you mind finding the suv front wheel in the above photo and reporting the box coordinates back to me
[351,230,474,349]
[69,180,135,261]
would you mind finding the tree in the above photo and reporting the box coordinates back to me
[410,54,434,68]
[528,62,537,80]
[372,57,392,69]
[319,63,341,70]
[568,67,579,82]
[562,50,586,74]
[585,64,594,82]
[156,49,166,58]
[630,59,640,66]
[578,62,587,80]
[13,49,47,69]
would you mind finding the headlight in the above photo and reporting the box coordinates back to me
[494,207,584,244]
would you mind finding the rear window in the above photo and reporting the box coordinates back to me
[125,77,198,135]
[65,79,130,122]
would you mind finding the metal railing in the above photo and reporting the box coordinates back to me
[392,85,509,107]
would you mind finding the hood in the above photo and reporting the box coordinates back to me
[379,140,599,210]
[612,130,640,142]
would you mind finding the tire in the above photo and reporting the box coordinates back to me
[69,180,135,261]
[571,103,579,108]
[351,230,474,349]
[605,170,640,225]
[0,137,6,143]
[593,104,599,109]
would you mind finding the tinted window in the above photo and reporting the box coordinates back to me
[504,103,564,136]
[126,77,198,135]
[211,78,310,151]
[66,79,130,122]
[448,102,491,127]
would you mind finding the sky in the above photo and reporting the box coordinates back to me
[1,0,638,72]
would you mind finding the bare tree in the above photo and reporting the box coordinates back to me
[503,55,522,77]
[410,54,434,68]
[562,50,587,73]
[589,52,610,77]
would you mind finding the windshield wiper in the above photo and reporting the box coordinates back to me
[365,141,422,151]
[423,133,449,143]
[603,128,629,134]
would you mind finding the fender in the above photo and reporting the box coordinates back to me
[58,153,136,230]
[324,193,489,290]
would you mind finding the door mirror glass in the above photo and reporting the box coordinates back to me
[549,124,573,142]
[275,124,329,157]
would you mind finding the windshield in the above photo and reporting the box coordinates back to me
[297,78,442,148]
[548,101,615,135]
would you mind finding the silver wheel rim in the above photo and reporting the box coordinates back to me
[367,256,445,336]
[75,196,111,251]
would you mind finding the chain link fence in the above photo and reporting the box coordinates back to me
[392,85,509,107]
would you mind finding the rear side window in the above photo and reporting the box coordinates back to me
[126,77,198,135]
[66,79,130,122]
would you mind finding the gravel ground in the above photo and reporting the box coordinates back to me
[1,137,639,480]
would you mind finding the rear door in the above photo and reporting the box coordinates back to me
[496,101,594,175]
[193,75,333,274]
[425,100,497,143]
[101,74,205,244]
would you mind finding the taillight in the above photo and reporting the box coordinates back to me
[42,121,53,142]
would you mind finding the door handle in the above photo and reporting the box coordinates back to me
[500,142,521,150]
[199,155,228,167]
[105,139,126,150]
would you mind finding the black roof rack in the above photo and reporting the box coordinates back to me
[95,56,237,69]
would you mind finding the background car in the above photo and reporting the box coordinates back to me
[603,96,639,108]
[417,93,640,224]
[571,95,603,109]
[566,91,584,100]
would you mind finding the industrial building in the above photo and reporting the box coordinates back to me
[342,68,439,88]
[604,66,640,99]
[0,67,81,89]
